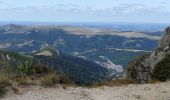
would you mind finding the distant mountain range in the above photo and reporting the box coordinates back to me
[0,24,160,69]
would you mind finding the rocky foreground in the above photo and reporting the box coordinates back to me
[2,81,170,100]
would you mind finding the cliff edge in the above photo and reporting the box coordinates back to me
[127,27,170,83]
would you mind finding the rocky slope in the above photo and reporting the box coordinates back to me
[127,27,170,83]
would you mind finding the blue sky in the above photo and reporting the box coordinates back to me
[0,0,170,23]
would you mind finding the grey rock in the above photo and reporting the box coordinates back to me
[127,27,170,83]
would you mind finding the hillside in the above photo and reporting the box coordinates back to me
[127,27,170,83]
[0,48,114,86]
[33,46,114,85]
[0,24,159,68]
[0,25,169,100]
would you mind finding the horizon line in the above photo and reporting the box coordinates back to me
[0,20,170,25]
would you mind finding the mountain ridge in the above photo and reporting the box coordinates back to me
[0,24,160,40]
[127,27,170,83]
[0,24,159,67]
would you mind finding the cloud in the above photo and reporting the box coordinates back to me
[0,2,168,18]
[58,4,79,8]
[112,3,167,14]
[0,1,4,4]
[67,4,80,8]
[0,3,80,12]
[39,4,47,8]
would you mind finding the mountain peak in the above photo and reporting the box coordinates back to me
[159,27,170,49]
[0,24,23,31]
[35,44,60,56]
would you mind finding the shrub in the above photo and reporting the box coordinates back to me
[18,60,32,75]
[16,76,36,85]
[58,74,72,84]
[31,64,53,75]
[40,73,59,87]
[151,54,170,81]
[0,74,11,97]
[40,71,72,87]
[16,76,29,85]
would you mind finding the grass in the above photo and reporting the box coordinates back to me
[148,80,160,84]
[92,79,135,87]
[40,73,59,87]
[40,72,73,87]
[58,74,72,85]
[16,77,30,85]
[0,73,11,97]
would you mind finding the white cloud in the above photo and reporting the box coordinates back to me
[0,1,169,23]
[0,2,168,14]
[0,1,3,4]
[112,3,168,14]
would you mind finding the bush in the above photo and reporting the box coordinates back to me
[58,74,72,84]
[18,60,32,75]
[40,73,59,87]
[31,64,53,75]
[16,76,30,85]
[152,54,170,81]
[40,73,72,87]
[0,74,11,97]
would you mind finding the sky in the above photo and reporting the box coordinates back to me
[0,0,170,23]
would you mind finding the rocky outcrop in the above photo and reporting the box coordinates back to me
[159,27,170,49]
[0,51,22,70]
[127,27,170,83]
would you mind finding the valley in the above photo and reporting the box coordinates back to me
[0,23,169,100]
[0,24,161,70]
[0,0,170,99]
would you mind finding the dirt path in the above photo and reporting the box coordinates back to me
[2,81,170,100]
